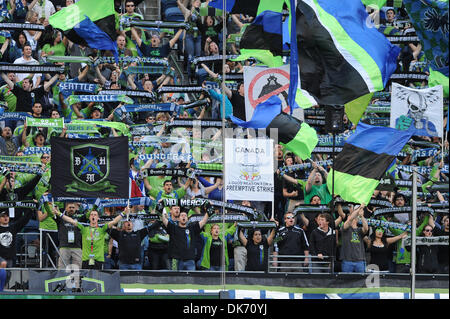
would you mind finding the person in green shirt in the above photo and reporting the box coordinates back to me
[304,162,332,205]
[387,212,430,273]
[148,179,191,205]
[0,73,17,113]
[37,201,58,268]
[121,0,144,57]
[199,222,237,271]
[53,207,127,270]
[142,161,172,197]
[40,31,68,58]
[280,162,332,206]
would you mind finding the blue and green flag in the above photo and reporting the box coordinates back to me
[49,0,117,50]
[234,10,284,68]
[208,0,285,17]
[229,95,318,160]
[327,122,413,205]
[290,0,401,115]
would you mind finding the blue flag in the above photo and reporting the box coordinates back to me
[73,15,118,63]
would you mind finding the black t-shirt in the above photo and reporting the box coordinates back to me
[245,237,270,271]
[12,84,46,113]
[166,221,201,261]
[369,238,390,271]
[301,217,319,240]
[210,238,223,267]
[56,214,82,249]
[108,228,149,265]
[230,91,246,121]
[139,42,170,59]
[199,23,222,49]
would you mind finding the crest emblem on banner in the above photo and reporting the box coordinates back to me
[239,163,261,181]
[66,144,115,192]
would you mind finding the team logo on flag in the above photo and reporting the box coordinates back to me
[66,144,116,192]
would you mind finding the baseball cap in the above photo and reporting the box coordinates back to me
[0,210,8,217]
[93,104,104,112]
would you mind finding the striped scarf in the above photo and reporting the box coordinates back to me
[123,65,174,76]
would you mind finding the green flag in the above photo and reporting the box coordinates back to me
[344,92,374,125]
[48,0,115,31]
[428,68,449,98]
[361,0,388,9]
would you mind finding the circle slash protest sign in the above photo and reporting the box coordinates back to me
[248,68,290,112]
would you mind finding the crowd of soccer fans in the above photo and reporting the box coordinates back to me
[0,0,448,279]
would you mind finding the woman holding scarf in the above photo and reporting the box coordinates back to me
[363,227,408,272]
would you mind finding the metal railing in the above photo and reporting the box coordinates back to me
[39,231,62,270]
[268,254,334,273]
[16,232,40,268]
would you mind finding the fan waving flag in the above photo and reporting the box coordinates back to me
[230,96,318,160]
[291,0,400,110]
[327,122,413,205]
[51,137,130,198]
[49,0,117,48]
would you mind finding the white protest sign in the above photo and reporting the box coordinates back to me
[224,138,274,202]
[391,83,443,138]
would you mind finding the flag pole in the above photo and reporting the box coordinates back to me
[411,167,417,299]
[221,0,227,293]
[331,130,336,273]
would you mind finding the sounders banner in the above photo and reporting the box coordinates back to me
[224,138,274,202]
[26,117,64,128]
[50,136,129,198]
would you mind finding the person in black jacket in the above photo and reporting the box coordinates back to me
[309,213,336,273]
[429,213,449,274]
[417,225,440,274]
[0,169,41,268]
[0,209,35,268]
[108,218,161,270]
[275,212,310,272]
[162,205,209,271]
[147,219,169,270]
